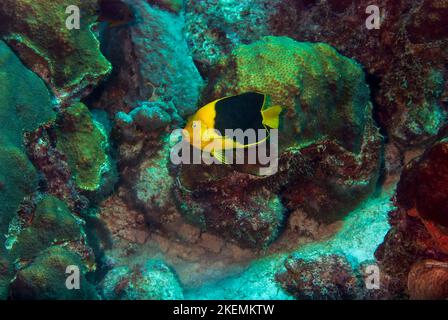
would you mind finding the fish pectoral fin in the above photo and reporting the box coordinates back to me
[212,148,230,165]
[261,105,283,129]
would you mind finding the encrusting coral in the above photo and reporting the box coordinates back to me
[10,195,82,261]
[0,0,111,97]
[9,246,98,300]
[55,103,111,192]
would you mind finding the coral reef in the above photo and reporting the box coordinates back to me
[174,36,381,248]
[0,40,57,298]
[397,137,448,230]
[101,259,183,300]
[0,0,447,301]
[0,0,111,98]
[185,0,448,147]
[275,0,448,147]
[407,259,448,300]
[0,40,56,235]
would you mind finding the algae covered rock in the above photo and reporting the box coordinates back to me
[10,246,98,300]
[276,254,365,300]
[11,195,82,261]
[92,0,203,118]
[101,260,183,300]
[0,0,111,97]
[184,0,296,73]
[55,103,112,192]
[397,137,448,229]
[175,169,287,248]
[375,135,448,298]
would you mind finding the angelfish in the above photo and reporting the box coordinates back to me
[183,92,283,164]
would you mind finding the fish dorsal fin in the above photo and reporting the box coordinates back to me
[261,105,282,129]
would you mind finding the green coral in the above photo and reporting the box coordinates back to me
[0,40,56,235]
[56,103,110,191]
[208,36,370,153]
[0,0,111,94]
[9,246,98,300]
[11,195,82,260]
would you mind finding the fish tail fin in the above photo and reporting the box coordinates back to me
[261,105,283,129]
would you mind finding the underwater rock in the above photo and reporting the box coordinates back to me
[101,260,183,300]
[0,0,111,98]
[55,103,113,193]
[407,259,448,300]
[184,0,297,75]
[10,246,98,300]
[276,254,364,300]
[99,195,149,245]
[10,195,82,261]
[270,0,448,147]
[115,101,176,141]
[175,36,381,248]
[91,0,203,118]
[375,137,448,298]
[175,169,286,248]
[396,137,448,232]
[120,135,179,231]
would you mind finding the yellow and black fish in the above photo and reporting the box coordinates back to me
[183,92,283,163]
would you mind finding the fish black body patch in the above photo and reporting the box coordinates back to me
[214,92,268,145]
[214,92,265,131]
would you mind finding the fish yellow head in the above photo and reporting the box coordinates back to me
[183,102,217,149]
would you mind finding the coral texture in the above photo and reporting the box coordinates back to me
[0,0,111,97]
[55,103,111,192]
